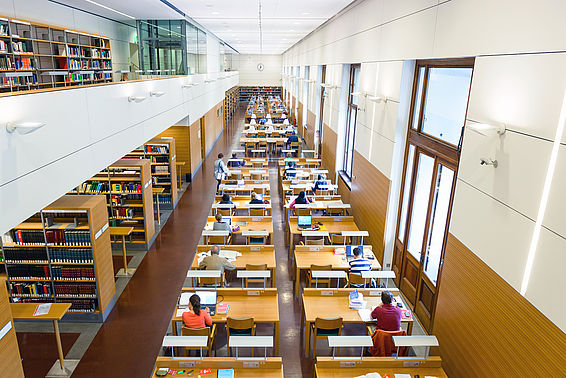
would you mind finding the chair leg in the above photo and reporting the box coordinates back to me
[312,335,317,360]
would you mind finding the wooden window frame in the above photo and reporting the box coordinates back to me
[341,64,361,183]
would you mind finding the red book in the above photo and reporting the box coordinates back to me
[200,369,212,375]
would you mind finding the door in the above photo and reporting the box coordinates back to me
[199,117,206,159]
[392,59,474,332]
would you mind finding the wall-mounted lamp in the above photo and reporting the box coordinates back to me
[321,83,338,89]
[204,79,216,83]
[128,96,147,103]
[182,83,197,88]
[6,121,47,135]
[480,158,498,168]
[468,122,506,136]
[368,95,389,103]
[149,91,165,97]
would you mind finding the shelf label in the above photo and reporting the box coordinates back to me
[369,290,382,297]
[0,321,12,342]
[250,246,261,251]
[95,222,109,240]
[403,361,421,367]
[247,291,260,296]
[339,362,356,368]
[179,361,194,368]
[251,217,263,222]
[243,362,259,368]
[321,290,334,296]
[309,247,320,251]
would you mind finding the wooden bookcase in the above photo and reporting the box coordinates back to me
[240,86,281,102]
[73,159,155,248]
[0,277,24,377]
[125,138,178,207]
[224,86,240,125]
[0,195,116,322]
[0,14,112,94]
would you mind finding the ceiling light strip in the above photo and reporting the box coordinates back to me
[520,89,566,296]
[83,0,134,19]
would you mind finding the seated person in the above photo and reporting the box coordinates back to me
[266,118,273,125]
[289,190,310,208]
[370,290,402,331]
[227,152,244,168]
[349,246,372,274]
[182,294,212,329]
[287,133,299,146]
[249,192,264,205]
[313,174,328,192]
[265,123,275,133]
[250,118,257,125]
[219,193,233,205]
[199,245,236,273]
[283,119,290,126]
[212,213,232,234]
[248,123,256,132]
[259,118,267,125]
[285,161,297,178]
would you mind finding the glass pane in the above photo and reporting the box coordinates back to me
[411,67,425,129]
[421,67,473,145]
[406,153,434,260]
[424,164,455,284]
[398,145,416,243]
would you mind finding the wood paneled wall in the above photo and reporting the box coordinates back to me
[204,101,225,154]
[434,234,566,377]
[190,119,202,174]
[0,278,24,377]
[305,110,316,149]
[157,126,190,177]
[291,96,296,123]
[297,101,304,138]
[321,124,337,182]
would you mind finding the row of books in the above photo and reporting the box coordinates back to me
[68,58,81,69]
[65,299,97,313]
[154,194,172,204]
[0,40,8,53]
[153,165,169,174]
[82,60,111,69]
[50,249,94,264]
[145,145,169,154]
[0,75,38,87]
[111,183,143,193]
[66,45,81,57]
[8,265,50,280]
[112,207,135,219]
[12,41,30,53]
[0,24,7,35]
[9,282,52,297]
[64,72,84,82]
[51,266,95,280]
[4,248,48,263]
[152,177,171,185]
[78,181,109,193]
[46,230,91,246]
[10,230,44,245]
[110,194,141,206]
[54,284,96,297]
[151,156,170,163]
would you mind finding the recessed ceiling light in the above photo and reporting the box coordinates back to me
[212,11,220,15]
[302,12,311,15]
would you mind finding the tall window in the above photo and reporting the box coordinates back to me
[342,64,360,180]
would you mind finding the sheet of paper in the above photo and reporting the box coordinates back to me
[366,374,382,378]
[219,250,240,260]
[33,303,51,316]
[176,309,186,317]
[179,292,193,307]
[358,308,373,322]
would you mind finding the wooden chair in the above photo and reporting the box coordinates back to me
[258,131,266,138]
[244,263,268,287]
[276,140,285,155]
[198,273,225,288]
[245,142,256,156]
[329,234,349,245]
[305,238,325,246]
[290,142,300,156]
[327,206,346,216]
[257,141,268,154]
[253,187,266,195]
[251,172,263,181]
[215,208,233,217]
[252,161,264,168]
[249,207,267,216]
[206,234,231,245]
[307,264,332,288]
[226,317,256,356]
[293,207,311,216]
[310,317,343,358]
[181,325,217,357]
[246,234,268,245]
[292,187,303,195]
[348,272,367,288]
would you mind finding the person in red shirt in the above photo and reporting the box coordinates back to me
[370,290,402,331]
[182,294,213,329]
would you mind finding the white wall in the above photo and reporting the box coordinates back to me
[232,55,282,86]
[282,0,566,332]
[206,34,220,74]
[2,0,137,75]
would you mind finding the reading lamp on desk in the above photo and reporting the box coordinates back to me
[5,121,46,135]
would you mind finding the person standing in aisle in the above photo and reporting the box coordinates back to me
[214,153,230,194]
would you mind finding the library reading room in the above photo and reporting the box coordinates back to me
[0,1,565,377]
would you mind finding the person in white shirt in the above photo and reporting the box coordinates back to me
[283,119,290,125]
[214,153,230,194]
[266,118,273,125]
[250,118,257,125]
[266,124,275,133]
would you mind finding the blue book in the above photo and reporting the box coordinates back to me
[217,369,234,378]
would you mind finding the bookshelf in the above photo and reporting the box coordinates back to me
[125,138,178,208]
[0,195,116,322]
[0,15,112,94]
[240,86,281,102]
[224,86,240,125]
[74,159,156,248]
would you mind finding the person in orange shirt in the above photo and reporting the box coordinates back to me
[182,294,213,329]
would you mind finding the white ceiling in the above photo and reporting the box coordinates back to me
[55,0,355,54]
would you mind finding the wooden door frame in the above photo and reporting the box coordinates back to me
[199,116,206,159]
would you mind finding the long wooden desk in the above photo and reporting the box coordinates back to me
[288,216,360,257]
[301,288,413,356]
[212,201,272,216]
[219,183,271,196]
[11,302,71,369]
[205,216,273,244]
[171,288,280,354]
[315,356,447,377]
[193,245,276,287]
[294,245,381,296]
[153,357,284,377]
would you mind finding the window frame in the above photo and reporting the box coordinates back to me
[340,63,361,183]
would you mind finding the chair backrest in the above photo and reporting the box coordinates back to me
[251,172,262,180]
[246,142,256,150]
[182,326,211,338]
[306,238,324,246]
[258,141,267,149]
[207,235,228,245]
[253,161,263,168]
[258,131,266,138]
[348,272,366,287]
[294,207,311,216]
[246,263,267,271]
[369,329,408,357]
[199,275,223,286]
[253,187,265,195]
[227,317,255,330]
[310,264,332,271]
[290,142,300,149]
[247,235,267,244]
[293,187,303,195]
[314,317,343,330]
[249,208,266,216]
[330,234,348,245]
[216,208,232,217]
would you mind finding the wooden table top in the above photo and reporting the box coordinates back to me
[302,288,412,324]
[294,246,381,270]
[152,187,165,194]
[175,161,186,166]
[240,137,289,143]
[284,200,347,210]
[315,357,447,377]
[205,216,273,234]
[109,226,134,236]
[289,216,359,235]
[192,245,276,270]
[10,303,71,320]
[153,357,284,378]
[173,288,279,323]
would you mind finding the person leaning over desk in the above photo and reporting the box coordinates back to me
[199,245,236,273]
[219,194,233,205]
[371,290,402,331]
[182,294,213,329]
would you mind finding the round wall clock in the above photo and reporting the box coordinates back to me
[257,63,264,71]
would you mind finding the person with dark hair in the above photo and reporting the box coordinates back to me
[219,193,233,204]
[313,174,328,193]
[285,160,297,178]
[249,192,264,205]
[370,290,402,331]
[349,247,372,274]
[289,190,310,209]
[228,152,244,168]
[214,153,230,194]
[182,294,213,328]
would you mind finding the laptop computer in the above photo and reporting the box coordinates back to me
[223,216,232,226]
[196,290,218,316]
[298,215,313,229]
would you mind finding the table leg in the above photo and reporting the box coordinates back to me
[53,320,65,369]
[305,320,311,357]
[172,319,178,336]
[121,235,128,273]
[274,322,279,355]
[295,267,301,297]
[177,166,182,189]
[407,322,413,335]
[156,194,161,224]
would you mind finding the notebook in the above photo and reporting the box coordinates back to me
[217,369,234,378]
